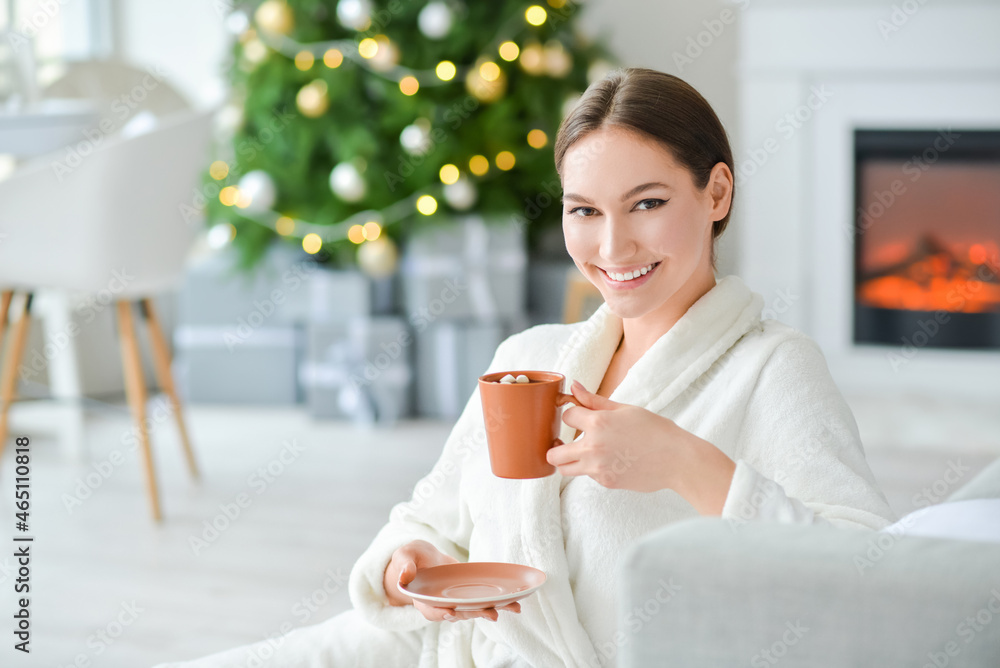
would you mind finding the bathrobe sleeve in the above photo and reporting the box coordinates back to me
[720,334,897,530]
[347,333,519,632]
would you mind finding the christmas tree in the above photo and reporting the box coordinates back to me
[202,0,616,275]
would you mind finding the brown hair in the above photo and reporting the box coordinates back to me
[554,67,735,265]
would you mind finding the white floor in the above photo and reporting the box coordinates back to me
[0,397,997,667]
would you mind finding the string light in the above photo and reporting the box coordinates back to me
[323,48,343,68]
[362,221,382,240]
[469,155,489,176]
[358,38,378,58]
[348,225,366,244]
[525,5,547,26]
[219,186,239,206]
[209,160,229,180]
[479,61,501,82]
[294,50,315,70]
[498,41,519,61]
[435,60,456,80]
[527,129,548,148]
[275,216,295,235]
[302,233,323,254]
[416,195,438,215]
[439,164,460,184]
[495,151,516,170]
[399,76,419,95]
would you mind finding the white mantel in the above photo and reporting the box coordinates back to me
[736,0,1000,403]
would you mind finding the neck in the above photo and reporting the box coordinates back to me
[618,262,718,359]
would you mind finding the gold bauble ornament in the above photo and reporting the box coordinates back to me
[465,59,507,104]
[357,236,399,278]
[296,80,329,118]
[255,0,294,35]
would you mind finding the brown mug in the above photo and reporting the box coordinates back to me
[478,370,578,479]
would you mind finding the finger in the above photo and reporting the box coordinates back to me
[546,441,581,468]
[497,601,521,614]
[397,560,416,586]
[571,380,618,410]
[560,403,598,432]
[552,458,588,478]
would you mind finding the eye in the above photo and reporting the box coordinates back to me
[567,206,598,217]
[634,198,667,211]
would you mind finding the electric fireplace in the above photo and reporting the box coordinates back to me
[853,129,1000,350]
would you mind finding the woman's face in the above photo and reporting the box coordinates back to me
[561,125,732,321]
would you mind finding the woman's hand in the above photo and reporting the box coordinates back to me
[547,381,736,512]
[384,540,521,623]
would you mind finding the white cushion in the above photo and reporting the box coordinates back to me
[881,499,1000,544]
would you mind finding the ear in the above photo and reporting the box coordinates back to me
[707,162,734,223]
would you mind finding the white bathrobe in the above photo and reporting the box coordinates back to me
[347,274,896,668]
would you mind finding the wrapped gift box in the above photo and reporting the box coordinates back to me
[173,325,300,404]
[413,315,529,419]
[300,316,412,424]
[400,215,526,322]
[179,245,370,326]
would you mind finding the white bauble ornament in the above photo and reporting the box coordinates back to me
[357,236,399,278]
[443,176,477,210]
[225,10,250,35]
[399,120,433,155]
[337,0,372,31]
[418,2,453,39]
[329,162,366,202]
[214,103,244,135]
[237,170,277,212]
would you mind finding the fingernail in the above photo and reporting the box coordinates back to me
[444,614,455,621]
[572,380,584,391]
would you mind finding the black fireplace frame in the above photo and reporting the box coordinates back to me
[852,128,1000,351]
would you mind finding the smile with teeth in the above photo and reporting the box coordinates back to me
[601,262,659,282]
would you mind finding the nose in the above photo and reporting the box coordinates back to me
[598,215,637,263]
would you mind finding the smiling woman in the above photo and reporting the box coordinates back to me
[154,67,895,668]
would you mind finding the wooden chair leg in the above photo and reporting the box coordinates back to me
[116,300,162,521]
[140,298,199,480]
[0,290,13,347]
[0,293,31,461]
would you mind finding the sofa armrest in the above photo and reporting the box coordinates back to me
[617,518,1000,667]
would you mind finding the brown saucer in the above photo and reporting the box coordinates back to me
[398,562,547,611]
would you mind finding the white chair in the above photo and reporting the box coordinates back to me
[0,108,214,521]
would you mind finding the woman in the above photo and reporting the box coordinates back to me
[158,67,894,668]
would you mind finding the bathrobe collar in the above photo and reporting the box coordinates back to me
[555,273,764,433]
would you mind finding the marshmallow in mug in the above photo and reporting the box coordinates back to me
[498,374,530,384]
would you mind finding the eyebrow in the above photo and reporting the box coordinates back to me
[561,182,672,205]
